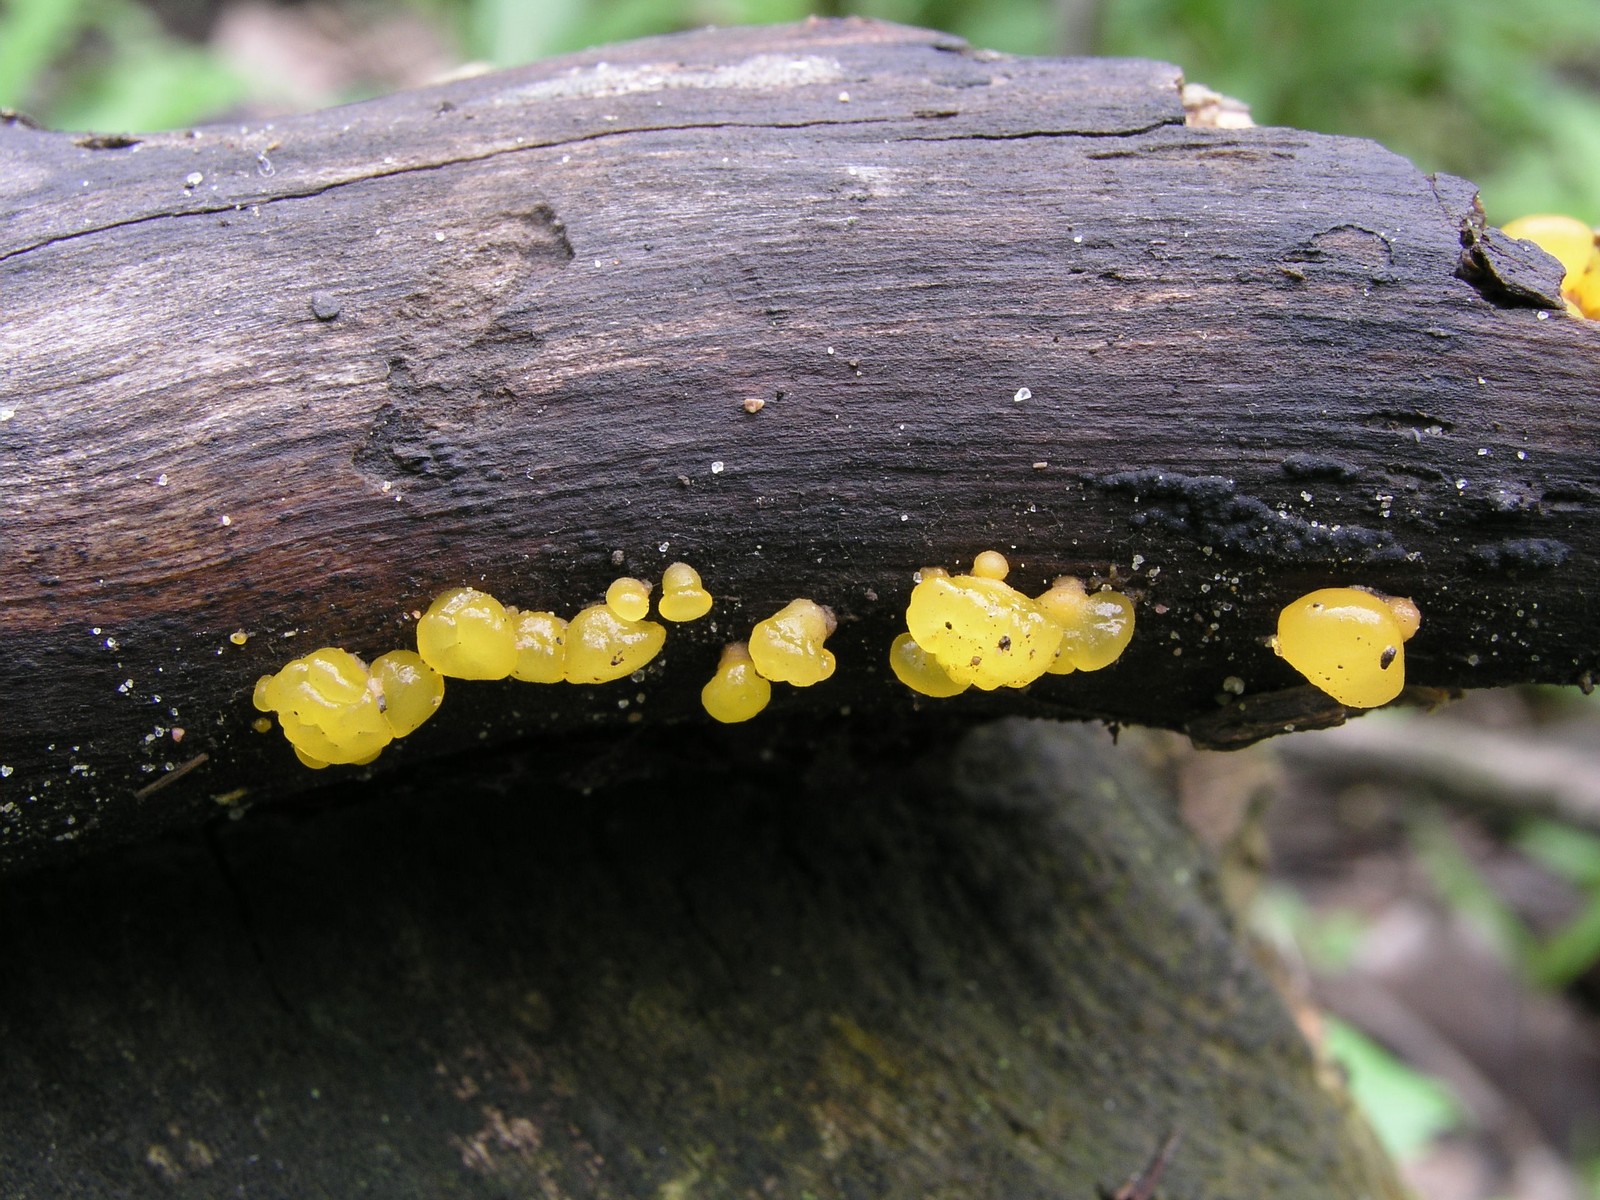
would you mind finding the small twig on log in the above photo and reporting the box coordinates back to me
[130,752,210,800]
[1105,1128,1184,1200]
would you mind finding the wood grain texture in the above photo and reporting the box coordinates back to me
[2,17,1598,870]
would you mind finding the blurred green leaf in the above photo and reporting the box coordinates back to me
[1324,1017,1466,1158]
[47,44,245,133]
[21,0,247,132]
[1097,0,1600,225]
[465,0,584,65]
[1417,815,1600,992]
[1251,885,1369,972]
[1515,821,1600,988]
[1527,895,1600,990]
[0,0,91,109]
[1411,815,1533,965]
[1518,821,1600,887]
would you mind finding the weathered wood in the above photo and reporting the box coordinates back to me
[2,17,1598,870]
[0,720,1405,1199]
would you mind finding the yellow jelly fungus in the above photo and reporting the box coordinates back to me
[971,550,1010,581]
[370,649,445,737]
[905,573,1061,691]
[747,598,838,686]
[415,586,517,680]
[229,630,249,646]
[509,609,568,684]
[251,716,272,734]
[252,647,394,767]
[700,642,772,723]
[1273,586,1419,709]
[605,576,653,623]
[564,604,667,684]
[1573,260,1600,319]
[1384,594,1422,642]
[888,632,969,698]
[1036,577,1137,672]
[1502,214,1600,318]
[658,562,714,622]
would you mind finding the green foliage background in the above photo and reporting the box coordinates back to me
[2,0,1599,222]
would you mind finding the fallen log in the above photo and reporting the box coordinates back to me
[1,17,1596,871]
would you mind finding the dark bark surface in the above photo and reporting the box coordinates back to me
[1,20,1597,863]
[0,719,1404,1199]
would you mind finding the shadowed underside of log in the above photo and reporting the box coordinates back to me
[1,17,1597,869]
[0,720,1403,1199]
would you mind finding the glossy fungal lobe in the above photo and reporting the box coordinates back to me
[1384,594,1422,642]
[509,609,568,684]
[1273,586,1420,708]
[700,642,772,723]
[370,650,445,737]
[905,571,1061,691]
[252,648,393,768]
[605,576,653,623]
[1036,577,1137,673]
[888,632,969,698]
[564,604,667,684]
[658,562,714,623]
[747,598,837,686]
[416,587,517,680]
[970,550,1010,581]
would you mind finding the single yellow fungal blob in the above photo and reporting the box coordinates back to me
[252,647,394,767]
[508,609,568,683]
[251,716,272,734]
[415,586,517,680]
[370,649,445,737]
[564,605,666,684]
[747,598,837,686]
[658,562,714,622]
[229,630,249,646]
[605,576,653,623]
[701,642,772,723]
[971,550,1010,581]
[1572,260,1600,319]
[1036,577,1137,672]
[888,632,969,698]
[1273,586,1419,709]
[905,573,1061,691]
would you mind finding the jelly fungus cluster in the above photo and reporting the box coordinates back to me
[253,563,710,766]
[700,598,838,724]
[891,551,1136,697]
[250,648,442,770]
[1272,586,1421,708]
[1502,214,1600,318]
[249,543,1428,769]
